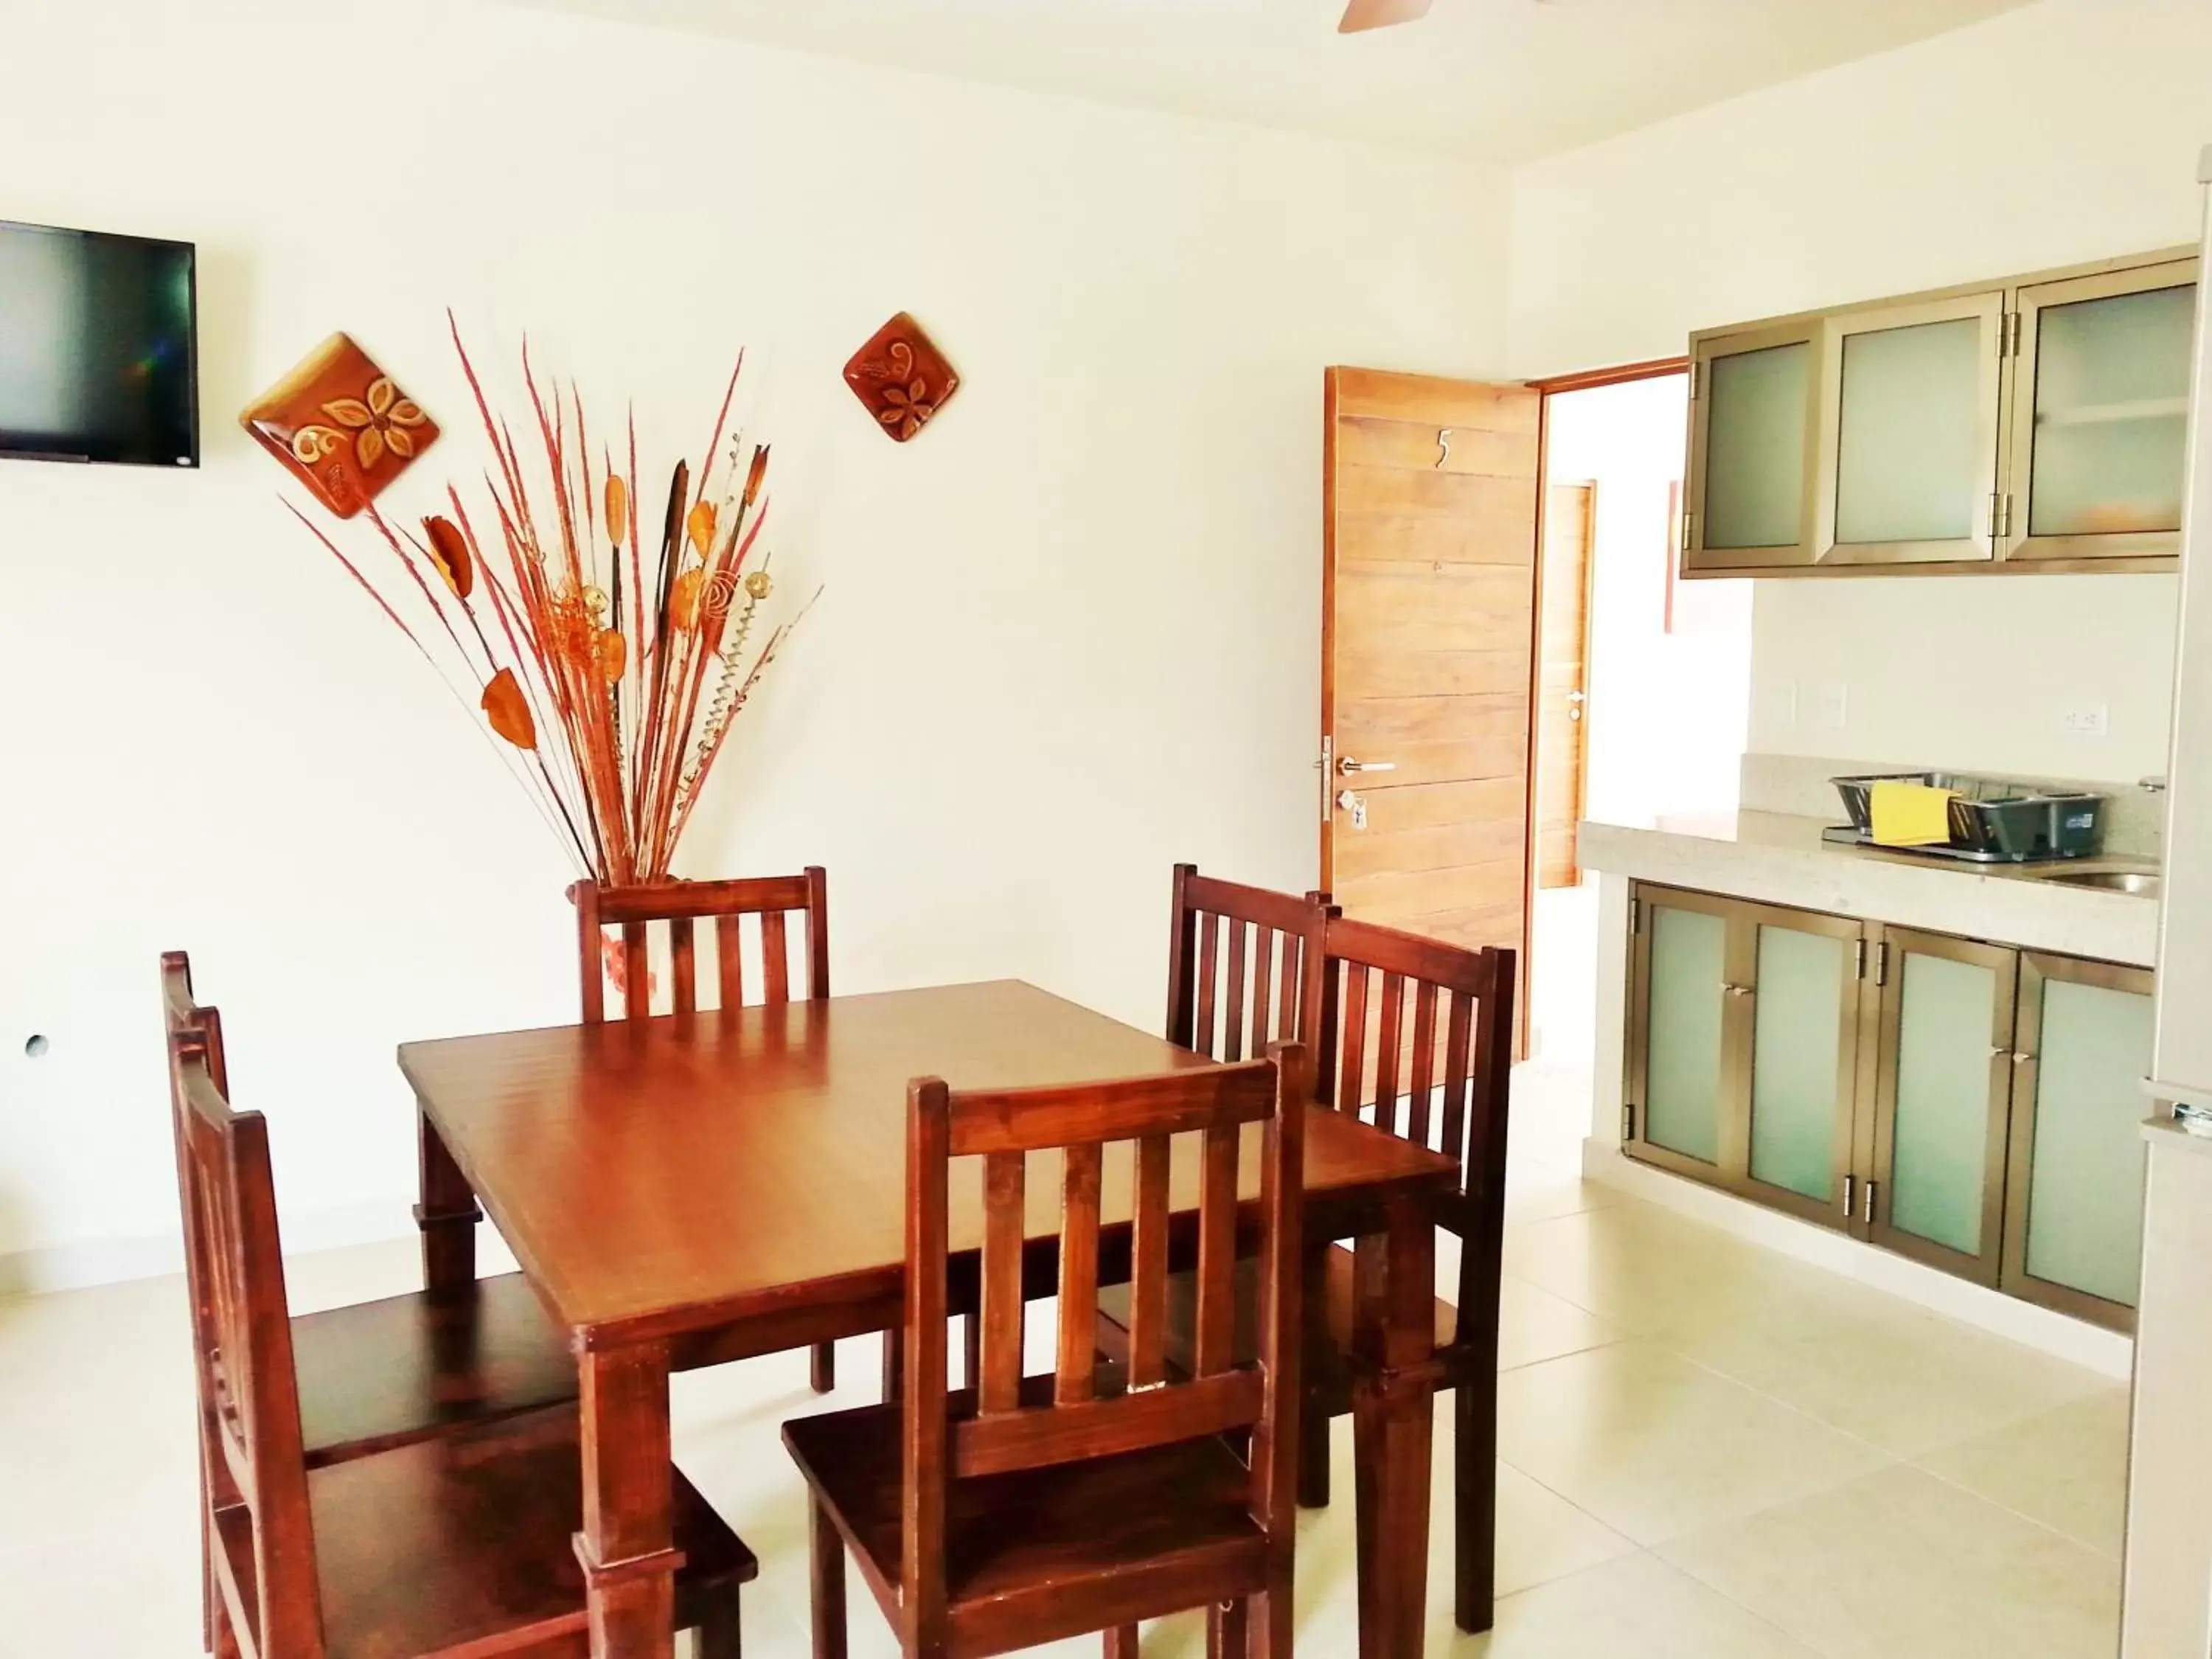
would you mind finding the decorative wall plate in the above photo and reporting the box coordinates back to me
[843,312,959,442]
[241,332,438,518]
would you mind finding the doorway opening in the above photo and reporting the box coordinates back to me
[1523,365,1753,1158]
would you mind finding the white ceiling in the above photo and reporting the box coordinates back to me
[524,0,2034,161]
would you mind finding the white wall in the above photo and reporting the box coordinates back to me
[1509,0,2211,784]
[0,0,1508,1279]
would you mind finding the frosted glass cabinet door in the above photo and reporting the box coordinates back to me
[2002,956,2154,1329]
[1638,902,1728,1166]
[2008,258,2199,561]
[1745,917,1862,1221]
[1686,323,1819,571]
[1871,931,2018,1284]
[1820,293,2005,565]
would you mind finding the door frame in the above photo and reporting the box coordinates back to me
[1865,925,2020,1287]
[1535,478,1597,890]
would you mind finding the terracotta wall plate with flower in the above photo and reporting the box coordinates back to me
[241,332,438,518]
[843,312,959,442]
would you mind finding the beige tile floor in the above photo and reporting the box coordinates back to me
[0,1108,2128,1657]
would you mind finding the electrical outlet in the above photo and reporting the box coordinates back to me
[1816,683,1848,730]
[2061,703,2110,737]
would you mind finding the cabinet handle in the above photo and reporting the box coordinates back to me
[1863,1178,1878,1225]
[1841,1174,1855,1218]
[1723,984,1754,998]
[2011,1051,2036,1066]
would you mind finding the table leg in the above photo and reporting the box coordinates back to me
[414,1103,480,1295]
[1351,1194,1437,1659]
[576,1343,678,1659]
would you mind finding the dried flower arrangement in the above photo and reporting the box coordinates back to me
[291,317,815,883]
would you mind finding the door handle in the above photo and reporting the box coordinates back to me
[1338,757,1396,776]
[1567,690,1587,703]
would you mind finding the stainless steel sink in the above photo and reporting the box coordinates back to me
[2034,869,2163,896]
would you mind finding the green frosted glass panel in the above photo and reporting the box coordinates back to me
[1748,925,1844,1200]
[1834,316,1983,545]
[1890,952,1995,1256]
[2024,978,2154,1306]
[1704,341,1810,550]
[1645,906,1725,1164]
[2028,282,2195,538]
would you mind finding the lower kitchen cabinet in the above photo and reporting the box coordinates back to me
[1625,883,2151,1332]
[2001,953,2155,1324]
[1866,928,2017,1285]
[1627,888,1862,1229]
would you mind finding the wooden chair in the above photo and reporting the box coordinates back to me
[168,1024,756,1658]
[569,870,844,1394]
[1104,911,1516,1634]
[782,1048,1309,1659]
[1165,863,1330,1060]
[162,953,580,1654]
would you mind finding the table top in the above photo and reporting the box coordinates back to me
[400,979,1455,1345]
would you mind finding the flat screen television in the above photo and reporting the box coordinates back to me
[0,220,198,467]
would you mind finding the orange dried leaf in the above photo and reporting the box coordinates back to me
[686,500,717,557]
[597,630,627,682]
[669,567,704,631]
[742,445,770,508]
[605,475,628,545]
[481,668,537,750]
[423,515,473,599]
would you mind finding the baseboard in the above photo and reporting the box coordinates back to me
[0,1197,420,1301]
[1581,1140,2135,1381]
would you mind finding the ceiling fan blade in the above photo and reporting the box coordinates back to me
[1338,0,1434,32]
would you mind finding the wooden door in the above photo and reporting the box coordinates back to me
[1321,367,1542,1028]
[1535,481,1594,888]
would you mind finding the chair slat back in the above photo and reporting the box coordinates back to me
[162,955,227,1475]
[169,1029,324,1658]
[1304,915,1514,1214]
[1165,865,1329,1061]
[901,1050,1307,1652]
[570,867,829,1022]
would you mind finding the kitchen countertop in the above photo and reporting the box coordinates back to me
[1579,810,2160,967]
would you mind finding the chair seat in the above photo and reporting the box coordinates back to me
[784,1400,1267,1651]
[293,1270,579,1467]
[218,1407,755,1659]
[1099,1244,1458,1410]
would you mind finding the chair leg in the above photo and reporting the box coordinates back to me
[696,1592,744,1658]
[1206,1600,1248,1659]
[880,1326,905,1403]
[810,1340,835,1394]
[810,1497,848,1659]
[211,1593,243,1659]
[1295,1385,1332,1509]
[1453,1375,1497,1634]
[1104,1625,1139,1658]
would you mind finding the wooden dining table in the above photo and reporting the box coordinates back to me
[400,978,1461,1658]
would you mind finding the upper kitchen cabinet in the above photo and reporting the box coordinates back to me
[1818,292,2008,567]
[1684,322,1821,570]
[1682,248,2199,578]
[2005,258,2199,563]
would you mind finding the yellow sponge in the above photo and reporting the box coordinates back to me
[1870,781,1956,846]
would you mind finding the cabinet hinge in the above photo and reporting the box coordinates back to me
[1624,1102,1637,1141]
[2005,311,2023,356]
[1863,1178,1879,1225]
[1874,941,1891,987]
[1630,894,1643,934]
[1842,1173,1855,1218]
[1688,360,1702,400]
[1988,493,2013,540]
[1680,509,1697,552]
[1854,937,1868,979]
